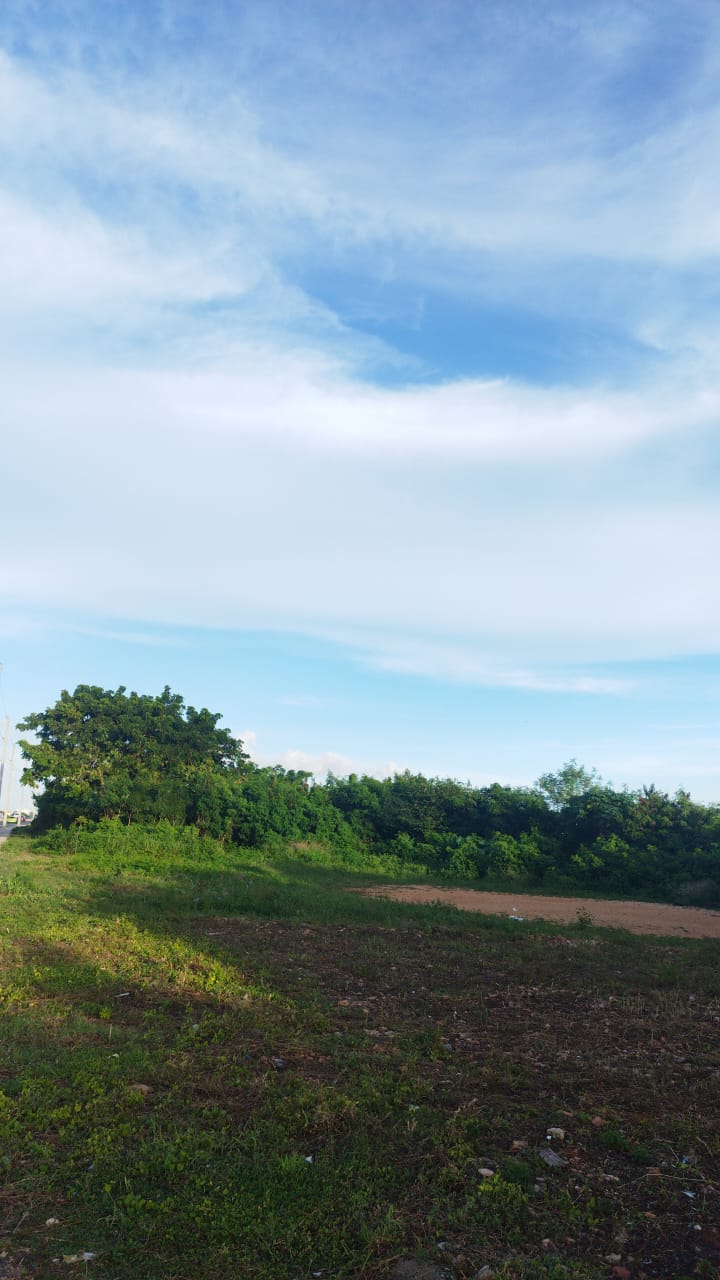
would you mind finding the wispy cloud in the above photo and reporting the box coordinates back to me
[348,635,632,695]
[6,355,717,464]
[0,191,255,316]
[4,18,720,360]
[3,369,720,663]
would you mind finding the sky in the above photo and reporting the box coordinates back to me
[2,0,720,807]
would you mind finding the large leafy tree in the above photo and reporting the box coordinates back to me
[18,685,247,828]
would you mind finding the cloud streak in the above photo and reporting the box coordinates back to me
[4,354,718,466]
[355,637,632,695]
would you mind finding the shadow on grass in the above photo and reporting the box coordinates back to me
[10,827,717,987]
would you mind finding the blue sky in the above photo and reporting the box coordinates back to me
[2,0,720,806]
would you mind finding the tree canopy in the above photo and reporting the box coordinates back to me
[534,759,601,809]
[19,684,247,827]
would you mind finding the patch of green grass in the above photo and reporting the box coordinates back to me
[596,1128,654,1164]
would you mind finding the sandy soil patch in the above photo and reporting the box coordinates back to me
[363,884,720,937]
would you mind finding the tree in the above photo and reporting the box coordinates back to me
[534,760,601,810]
[18,685,248,828]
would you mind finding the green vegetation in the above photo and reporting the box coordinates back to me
[18,686,720,904]
[18,685,247,830]
[0,823,719,1279]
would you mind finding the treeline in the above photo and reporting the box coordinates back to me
[18,685,720,904]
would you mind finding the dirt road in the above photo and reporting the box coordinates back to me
[363,884,720,938]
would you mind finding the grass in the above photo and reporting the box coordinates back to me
[1,824,719,1279]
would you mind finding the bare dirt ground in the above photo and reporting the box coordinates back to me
[185,915,720,1278]
[363,884,720,937]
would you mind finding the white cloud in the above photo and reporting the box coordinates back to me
[354,637,632,695]
[238,729,258,755]
[239,730,402,780]
[0,192,259,316]
[3,400,719,666]
[3,354,717,468]
[273,748,355,777]
[2,325,719,670]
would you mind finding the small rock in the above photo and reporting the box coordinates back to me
[539,1147,567,1168]
[479,1167,495,1178]
[128,1083,151,1097]
[392,1261,448,1280]
[270,1057,286,1070]
[546,1127,565,1140]
[473,1268,493,1280]
[605,1254,622,1264]
[45,1218,60,1227]
[511,1139,527,1151]
[591,1115,604,1126]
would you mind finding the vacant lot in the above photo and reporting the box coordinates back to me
[1,833,719,1279]
[362,886,720,938]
